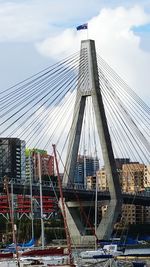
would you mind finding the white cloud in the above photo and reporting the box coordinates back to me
[36,5,150,102]
[0,1,57,42]
[0,0,102,42]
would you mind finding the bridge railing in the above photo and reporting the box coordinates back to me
[0,178,150,197]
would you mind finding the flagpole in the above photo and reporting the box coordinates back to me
[76,23,88,39]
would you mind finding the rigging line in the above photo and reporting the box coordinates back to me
[48,60,87,162]
[0,56,83,117]
[83,96,87,157]
[78,62,89,155]
[88,97,93,154]
[33,60,88,142]
[0,50,83,96]
[104,84,150,158]
[55,71,89,151]
[97,53,150,115]
[27,86,76,148]
[42,70,89,150]
[79,112,84,156]
[4,71,82,138]
[108,112,149,183]
[82,97,87,156]
[97,63,150,122]
[105,100,137,162]
[99,70,150,155]
[42,91,76,151]
[88,97,92,156]
[20,89,73,141]
[52,96,87,168]
[27,68,88,147]
[102,83,150,164]
[91,101,97,156]
[109,127,118,158]
[98,66,150,128]
[12,59,88,144]
[0,64,83,134]
[90,97,97,157]
[9,61,86,138]
[98,68,150,133]
[0,52,81,107]
[101,82,149,163]
[58,103,84,171]
[5,72,78,143]
[101,83,138,161]
[110,127,144,213]
[1,67,81,123]
[0,57,85,132]
[103,92,147,196]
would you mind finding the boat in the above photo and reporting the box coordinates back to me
[21,247,67,257]
[19,256,75,267]
[0,252,13,259]
[79,244,123,264]
[79,174,123,264]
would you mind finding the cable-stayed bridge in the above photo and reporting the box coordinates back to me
[0,39,149,245]
[0,179,149,206]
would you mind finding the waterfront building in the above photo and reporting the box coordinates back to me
[120,163,147,226]
[25,149,34,182]
[143,165,150,223]
[25,148,54,182]
[94,160,149,227]
[121,204,144,225]
[144,164,150,189]
[0,138,26,181]
[96,167,108,191]
[96,158,130,191]
[122,163,145,193]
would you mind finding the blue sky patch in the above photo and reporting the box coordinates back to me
[133,23,150,33]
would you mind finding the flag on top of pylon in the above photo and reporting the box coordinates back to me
[76,23,88,31]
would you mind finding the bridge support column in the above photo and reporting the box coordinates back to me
[61,201,95,245]
[63,39,122,244]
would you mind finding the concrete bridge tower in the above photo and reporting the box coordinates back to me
[63,39,122,245]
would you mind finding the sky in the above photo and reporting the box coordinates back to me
[0,0,149,105]
[0,0,149,168]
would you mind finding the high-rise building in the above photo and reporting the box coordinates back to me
[115,158,130,170]
[122,163,145,193]
[144,165,150,189]
[25,149,34,182]
[75,155,99,184]
[0,138,26,181]
[95,160,149,228]
[96,167,108,191]
[25,149,54,182]
[87,175,96,190]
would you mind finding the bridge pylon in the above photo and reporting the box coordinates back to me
[63,39,122,245]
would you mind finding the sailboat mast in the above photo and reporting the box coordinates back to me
[29,154,34,240]
[4,176,16,244]
[38,152,45,249]
[52,145,73,265]
[95,174,98,250]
